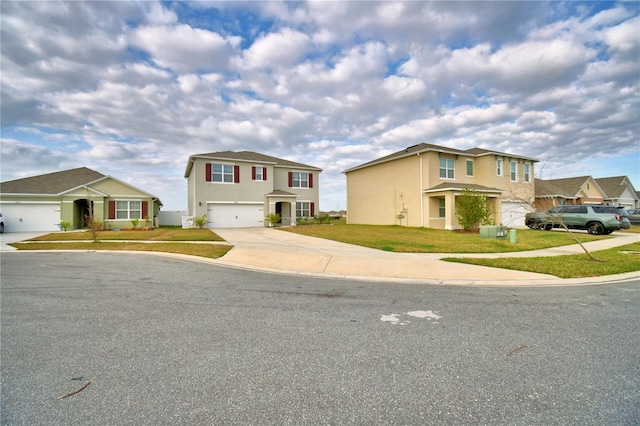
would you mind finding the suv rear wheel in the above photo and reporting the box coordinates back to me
[587,222,605,235]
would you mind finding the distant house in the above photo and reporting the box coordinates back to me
[535,175,638,210]
[0,167,162,232]
[534,176,605,210]
[594,176,639,209]
[343,143,538,229]
[185,151,322,228]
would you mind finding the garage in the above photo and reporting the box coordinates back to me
[501,201,532,228]
[207,203,265,228]
[0,202,61,232]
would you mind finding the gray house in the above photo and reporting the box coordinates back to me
[185,151,322,228]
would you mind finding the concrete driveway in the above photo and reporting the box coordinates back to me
[0,232,49,251]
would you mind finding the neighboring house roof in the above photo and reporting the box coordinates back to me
[0,167,162,205]
[185,150,322,177]
[343,143,538,173]
[0,167,105,195]
[534,176,603,199]
[594,176,638,199]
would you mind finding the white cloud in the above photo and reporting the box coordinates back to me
[239,28,310,69]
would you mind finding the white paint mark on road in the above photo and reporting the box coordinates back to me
[407,310,442,320]
[381,310,442,325]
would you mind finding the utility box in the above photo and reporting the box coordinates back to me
[479,225,507,239]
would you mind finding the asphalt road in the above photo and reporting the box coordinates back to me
[1,252,639,425]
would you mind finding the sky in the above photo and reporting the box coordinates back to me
[1,1,639,211]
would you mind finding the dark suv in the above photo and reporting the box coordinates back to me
[525,205,630,235]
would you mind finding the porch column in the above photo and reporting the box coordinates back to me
[290,201,297,226]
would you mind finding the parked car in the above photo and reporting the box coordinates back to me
[525,205,629,235]
[627,209,640,226]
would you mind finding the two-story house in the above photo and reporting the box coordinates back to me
[185,151,322,228]
[343,143,538,229]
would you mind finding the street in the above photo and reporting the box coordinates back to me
[1,252,639,425]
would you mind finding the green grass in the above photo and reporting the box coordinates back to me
[282,221,608,253]
[444,242,640,278]
[28,226,224,242]
[11,241,231,259]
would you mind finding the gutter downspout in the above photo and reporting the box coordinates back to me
[417,152,424,227]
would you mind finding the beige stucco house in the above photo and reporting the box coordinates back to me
[0,167,162,232]
[344,143,538,229]
[185,151,321,228]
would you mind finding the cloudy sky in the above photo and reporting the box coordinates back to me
[1,1,638,211]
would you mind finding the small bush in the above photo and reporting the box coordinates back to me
[193,215,207,229]
[59,220,71,231]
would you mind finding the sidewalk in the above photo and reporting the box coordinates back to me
[211,228,640,286]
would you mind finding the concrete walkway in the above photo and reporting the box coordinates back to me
[212,228,640,286]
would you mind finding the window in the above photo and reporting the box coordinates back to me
[439,158,455,179]
[296,201,314,217]
[252,166,267,181]
[496,158,503,176]
[116,200,141,220]
[524,163,531,183]
[510,161,517,182]
[466,160,473,177]
[213,164,234,183]
[438,198,446,218]
[290,171,312,188]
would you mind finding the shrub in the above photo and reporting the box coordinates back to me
[267,213,281,226]
[455,188,493,232]
[131,217,140,229]
[59,220,71,231]
[193,215,207,229]
[316,213,332,224]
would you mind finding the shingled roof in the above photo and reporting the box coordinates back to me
[535,176,593,198]
[343,143,538,173]
[0,167,106,195]
[185,150,321,177]
[594,176,635,198]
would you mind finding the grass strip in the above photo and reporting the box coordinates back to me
[10,242,232,259]
[27,227,224,242]
[443,242,640,278]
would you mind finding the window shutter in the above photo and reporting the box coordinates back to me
[263,167,267,180]
[142,201,148,219]
[252,166,256,180]
[205,163,212,182]
[309,173,313,188]
[310,202,315,216]
[288,172,293,187]
[234,165,240,183]
[108,201,116,220]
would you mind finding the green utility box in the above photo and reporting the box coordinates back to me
[479,225,507,239]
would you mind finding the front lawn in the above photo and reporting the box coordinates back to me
[445,242,640,278]
[281,221,608,253]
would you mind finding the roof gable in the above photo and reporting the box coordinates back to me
[594,176,637,199]
[0,167,105,195]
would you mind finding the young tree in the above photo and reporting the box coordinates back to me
[455,188,493,232]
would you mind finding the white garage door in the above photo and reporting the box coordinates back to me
[0,203,61,232]
[501,201,532,228]
[207,204,264,228]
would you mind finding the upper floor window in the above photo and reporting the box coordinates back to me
[496,158,503,176]
[206,163,239,183]
[289,171,313,188]
[510,161,518,182]
[439,158,455,179]
[213,164,233,183]
[524,163,531,183]
[117,200,141,220]
[466,160,474,177]
[252,166,267,181]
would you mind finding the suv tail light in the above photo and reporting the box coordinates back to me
[616,213,621,221]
